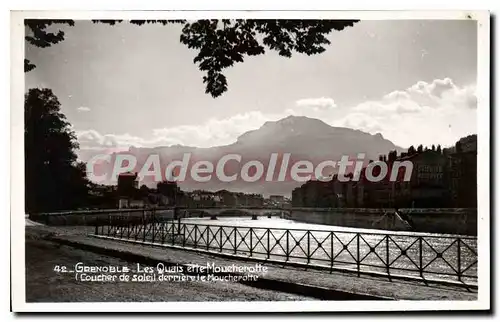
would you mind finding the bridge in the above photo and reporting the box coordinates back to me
[175,207,292,220]
[29,206,292,225]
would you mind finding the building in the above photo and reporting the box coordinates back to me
[448,135,477,208]
[235,192,264,207]
[355,169,393,208]
[157,180,181,205]
[118,198,145,209]
[292,149,454,209]
[331,174,357,207]
[292,180,337,208]
[269,195,286,207]
[392,150,450,208]
[117,172,139,198]
[117,172,140,208]
[215,190,237,206]
[184,190,263,207]
[189,190,218,207]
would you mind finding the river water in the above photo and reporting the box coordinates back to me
[178,216,462,236]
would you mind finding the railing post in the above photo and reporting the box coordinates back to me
[234,228,237,254]
[267,229,271,259]
[286,230,290,262]
[386,235,391,278]
[250,228,253,257]
[419,236,423,279]
[94,223,98,235]
[219,227,223,252]
[143,220,146,242]
[330,233,334,270]
[307,231,311,264]
[457,238,462,282]
[171,221,175,245]
[152,215,156,244]
[107,215,111,236]
[194,224,198,248]
[183,224,186,247]
[161,222,166,244]
[356,233,360,277]
[207,226,211,251]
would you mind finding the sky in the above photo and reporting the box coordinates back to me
[25,19,478,155]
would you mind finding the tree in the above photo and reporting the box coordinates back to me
[388,150,398,162]
[25,88,89,213]
[139,184,151,199]
[431,144,436,151]
[436,144,442,153]
[24,19,75,72]
[407,145,416,155]
[25,19,359,98]
[417,144,423,153]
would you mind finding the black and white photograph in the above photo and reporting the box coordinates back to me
[10,10,490,312]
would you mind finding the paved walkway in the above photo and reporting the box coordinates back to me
[31,225,477,301]
[26,237,315,302]
[25,215,44,226]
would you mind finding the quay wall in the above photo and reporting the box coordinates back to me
[29,208,175,226]
[289,208,477,236]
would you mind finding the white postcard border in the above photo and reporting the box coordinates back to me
[10,10,491,312]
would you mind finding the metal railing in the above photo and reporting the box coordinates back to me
[93,219,477,287]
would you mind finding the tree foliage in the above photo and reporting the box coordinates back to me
[25,88,89,213]
[24,19,359,97]
[24,19,74,72]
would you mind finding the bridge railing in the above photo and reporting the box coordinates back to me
[93,220,477,287]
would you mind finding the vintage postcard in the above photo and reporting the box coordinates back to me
[10,10,490,312]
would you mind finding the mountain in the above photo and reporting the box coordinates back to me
[81,116,403,197]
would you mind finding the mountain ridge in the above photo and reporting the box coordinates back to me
[80,115,404,196]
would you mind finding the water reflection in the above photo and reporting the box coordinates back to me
[179,216,466,237]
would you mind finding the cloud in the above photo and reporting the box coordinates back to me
[76,78,476,152]
[76,111,285,151]
[332,113,383,133]
[76,129,181,150]
[358,78,476,116]
[77,106,91,112]
[340,78,477,147]
[152,111,283,147]
[295,97,336,111]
